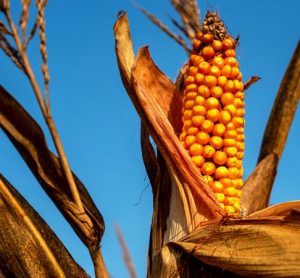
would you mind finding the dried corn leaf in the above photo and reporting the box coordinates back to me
[140,123,159,192]
[0,174,89,277]
[241,152,278,215]
[114,14,170,264]
[114,12,135,92]
[0,85,104,252]
[152,244,242,278]
[247,200,300,219]
[258,41,300,162]
[174,219,300,277]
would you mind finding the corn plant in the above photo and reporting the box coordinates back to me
[0,0,299,277]
[114,1,300,277]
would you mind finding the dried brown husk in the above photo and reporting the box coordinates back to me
[172,218,300,277]
[247,200,300,220]
[0,174,89,277]
[0,85,104,253]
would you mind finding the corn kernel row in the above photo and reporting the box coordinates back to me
[180,18,245,217]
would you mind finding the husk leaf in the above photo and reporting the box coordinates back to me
[173,219,300,277]
[247,200,300,220]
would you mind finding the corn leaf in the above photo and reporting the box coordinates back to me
[258,41,300,162]
[0,174,89,277]
[0,85,104,253]
[241,152,278,215]
[247,200,300,220]
[174,218,300,277]
[152,244,242,278]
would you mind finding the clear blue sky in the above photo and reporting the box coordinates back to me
[0,1,299,277]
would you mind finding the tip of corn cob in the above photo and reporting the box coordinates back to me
[180,11,245,218]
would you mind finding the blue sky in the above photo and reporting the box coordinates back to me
[0,1,299,277]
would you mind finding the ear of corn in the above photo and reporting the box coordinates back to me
[180,12,245,217]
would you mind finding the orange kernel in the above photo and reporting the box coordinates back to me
[202,45,215,60]
[215,166,229,180]
[212,40,223,51]
[189,143,204,156]
[191,155,205,167]
[201,162,216,175]
[206,108,219,122]
[210,136,223,149]
[199,61,211,75]
[203,145,216,158]
[212,181,224,193]
[201,119,214,133]
[196,131,210,145]
[213,151,227,165]
[219,110,232,124]
[210,86,223,99]
[212,123,226,136]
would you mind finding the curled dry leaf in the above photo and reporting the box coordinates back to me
[241,152,278,215]
[0,174,89,277]
[173,219,300,277]
[0,85,104,253]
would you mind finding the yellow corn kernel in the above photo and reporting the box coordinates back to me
[203,145,216,159]
[210,136,223,149]
[201,119,214,133]
[189,143,204,156]
[212,123,226,136]
[224,187,238,197]
[203,175,214,187]
[201,162,216,175]
[215,193,225,203]
[210,86,223,99]
[206,108,220,122]
[213,151,227,165]
[196,131,210,145]
[212,181,224,193]
[192,115,205,126]
[185,135,196,147]
[225,205,236,215]
[191,155,205,167]
[215,166,228,179]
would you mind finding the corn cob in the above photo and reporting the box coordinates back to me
[180,12,245,217]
